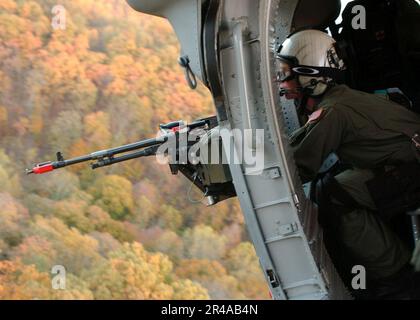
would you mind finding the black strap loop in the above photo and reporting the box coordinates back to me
[179,55,198,90]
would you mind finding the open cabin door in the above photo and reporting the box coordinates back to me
[127,0,352,300]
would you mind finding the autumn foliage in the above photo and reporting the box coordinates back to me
[0,0,269,299]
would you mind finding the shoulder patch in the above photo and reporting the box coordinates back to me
[306,108,325,125]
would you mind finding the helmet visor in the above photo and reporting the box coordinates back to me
[276,61,295,83]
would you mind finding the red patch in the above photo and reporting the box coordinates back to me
[307,108,324,124]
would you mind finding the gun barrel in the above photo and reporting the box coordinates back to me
[89,136,166,159]
[85,118,208,160]
[26,118,212,175]
[63,154,95,165]
[91,145,159,170]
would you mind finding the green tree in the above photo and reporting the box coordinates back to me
[175,259,245,299]
[172,279,209,300]
[0,150,22,197]
[85,242,208,299]
[83,111,111,150]
[144,229,184,262]
[132,195,157,228]
[52,199,92,233]
[182,225,227,260]
[86,205,135,242]
[225,242,270,300]
[0,193,28,247]
[88,231,121,257]
[27,217,104,275]
[0,260,55,300]
[25,170,81,201]
[0,259,94,300]
[49,110,83,152]
[89,175,134,220]
[157,204,183,231]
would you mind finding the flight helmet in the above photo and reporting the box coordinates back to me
[276,29,346,97]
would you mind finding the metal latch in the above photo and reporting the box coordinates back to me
[262,167,281,179]
[266,269,280,288]
[277,222,299,237]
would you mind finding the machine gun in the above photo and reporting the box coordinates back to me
[26,116,236,206]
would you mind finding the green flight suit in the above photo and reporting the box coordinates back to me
[413,242,420,272]
[291,85,420,281]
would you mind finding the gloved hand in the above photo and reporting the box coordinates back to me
[412,241,420,272]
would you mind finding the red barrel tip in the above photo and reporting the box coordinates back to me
[29,163,55,175]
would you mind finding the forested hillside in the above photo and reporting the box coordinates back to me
[0,0,269,299]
